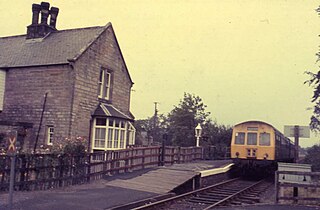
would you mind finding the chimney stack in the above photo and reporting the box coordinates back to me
[26,2,59,39]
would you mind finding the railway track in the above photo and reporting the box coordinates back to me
[132,178,272,210]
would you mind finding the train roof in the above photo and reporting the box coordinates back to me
[234,120,281,132]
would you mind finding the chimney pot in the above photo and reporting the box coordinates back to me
[31,4,41,25]
[49,7,59,28]
[40,2,50,24]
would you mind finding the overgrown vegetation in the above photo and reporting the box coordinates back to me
[135,93,232,155]
[303,144,320,171]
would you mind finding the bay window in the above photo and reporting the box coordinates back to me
[92,117,135,150]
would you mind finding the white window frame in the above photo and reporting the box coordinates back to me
[98,68,112,100]
[92,118,129,150]
[127,122,136,145]
[47,126,54,145]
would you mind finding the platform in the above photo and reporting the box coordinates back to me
[0,160,232,210]
[105,160,232,194]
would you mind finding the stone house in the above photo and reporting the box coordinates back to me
[0,2,135,152]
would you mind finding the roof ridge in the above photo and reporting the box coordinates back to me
[53,25,107,33]
[0,25,108,39]
[0,34,26,39]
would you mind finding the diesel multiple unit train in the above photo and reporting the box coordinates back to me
[230,120,296,171]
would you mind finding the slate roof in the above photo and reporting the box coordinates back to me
[0,25,108,68]
[93,103,134,121]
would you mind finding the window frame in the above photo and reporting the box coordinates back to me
[247,132,258,145]
[235,132,245,145]
[47,126,54,145]
[98,68,112,100]
[92,117,132,150]
[259,132,271,146]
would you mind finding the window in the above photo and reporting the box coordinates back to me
[235,132,245,145]
[92,117,135,150]
[259,133,271,146]
[94,128,106,148]
[127,122,136,145]
[98,68,112,100]
[47,126,54,145]
[247,133,257,145]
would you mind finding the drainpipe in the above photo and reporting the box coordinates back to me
[33,92,48,153]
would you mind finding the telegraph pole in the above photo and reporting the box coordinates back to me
[153,102,158,144]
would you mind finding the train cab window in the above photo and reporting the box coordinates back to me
[235,132,245,145]
[247,133,257,145]
[259,133,271,146]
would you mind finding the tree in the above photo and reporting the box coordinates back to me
[305,7,320,132]
[167,93,210,146]
[305,70,320,132]
[202,120,233,158]
[303,144,320,171]
[134,114,169,145]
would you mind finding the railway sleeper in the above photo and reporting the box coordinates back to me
[187,197,221,204]
[196,194,227,199]
[236,199,256,205]
[229,200,244,205]
[209,189,241,194]
[239,194,259,199]
[203,192,234,197]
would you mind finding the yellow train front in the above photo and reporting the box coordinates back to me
[231,120,295,175]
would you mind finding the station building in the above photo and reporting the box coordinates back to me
[0,2,135,152]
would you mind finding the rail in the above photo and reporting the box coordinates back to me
[129,178,271,210]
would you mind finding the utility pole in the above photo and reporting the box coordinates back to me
[153,102,158,144]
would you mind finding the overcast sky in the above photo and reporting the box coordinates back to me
[0,0,319,147]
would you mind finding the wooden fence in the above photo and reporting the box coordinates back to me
[275,171,320,204]
[0,146,203,191]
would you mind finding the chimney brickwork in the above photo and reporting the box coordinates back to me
[26,2,59,39]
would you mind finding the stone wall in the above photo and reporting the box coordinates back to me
[70,25,133,138]
[0,65,74,149]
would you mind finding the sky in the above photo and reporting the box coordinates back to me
[0,0,319,147]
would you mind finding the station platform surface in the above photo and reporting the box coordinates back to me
[105,159,232,194]
[0,160,232,210]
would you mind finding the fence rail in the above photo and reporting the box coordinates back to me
[0,146,203,191]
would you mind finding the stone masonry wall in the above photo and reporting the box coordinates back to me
[70,25,133,139]
[0,65,74,149]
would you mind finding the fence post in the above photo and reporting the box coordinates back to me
[87,153,91,183]
[142,149,145,169]
[58,155,64,187]
[19,154,27,190]
[275,171,279,204]
[160,142,165,166]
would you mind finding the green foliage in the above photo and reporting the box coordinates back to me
[37,136,88,155]
[168,93,210,146]
[135,92,232,151]
[303,144,320,171]
[134,114,168,145]
[305,70,320,132]
[202,120,232,158]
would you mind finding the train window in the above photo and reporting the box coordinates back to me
[235,132,245,145]
[247,133,257,145]
[247,127,258,131]
[259,133,271,146]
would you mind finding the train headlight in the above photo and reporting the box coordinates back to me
[235,152,240,158]
[264,153,269,159]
